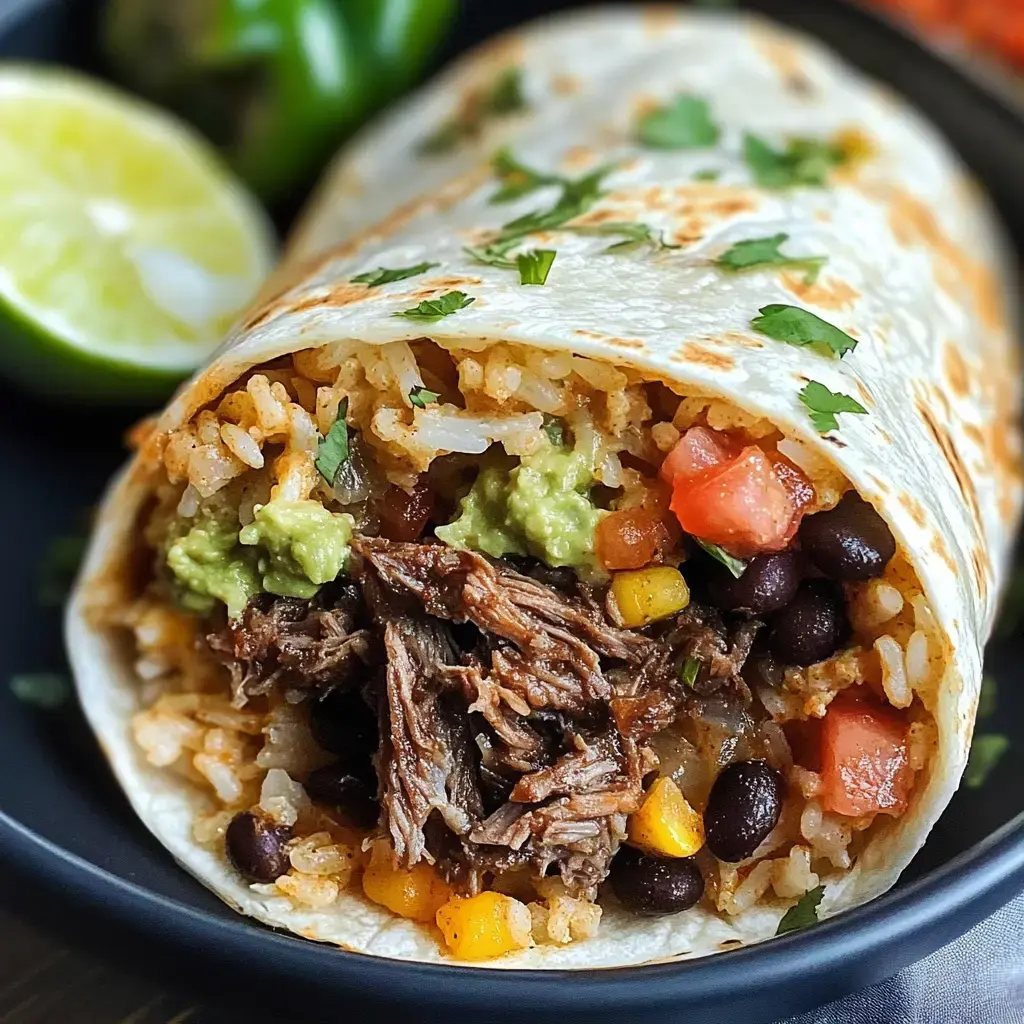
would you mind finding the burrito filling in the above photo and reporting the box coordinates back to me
[121,339,938,959]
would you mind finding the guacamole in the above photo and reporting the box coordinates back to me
[436,447,605,568]
[239,499,354,599]
[166,498,354,615]
[165,508,260,618]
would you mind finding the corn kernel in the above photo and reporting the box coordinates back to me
[628,777,705,857]
[436,891,533,961]
[361,841,452,923]
[610,566,689,628]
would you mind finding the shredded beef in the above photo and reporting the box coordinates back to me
[206,582,375,706]
[216,536,759,900]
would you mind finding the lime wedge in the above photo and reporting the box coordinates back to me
[0,67,275,403]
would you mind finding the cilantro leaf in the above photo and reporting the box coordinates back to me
[517,249,556,285]
[484,67,526,116]
[315,398,349,486]
[751,305,857,358]
[10,672,70,710]
[716,234,826,282]
[964,733,1009,789]
[543,415,566,446]
[695,538,747,578]
[743,133,845,189]
[490,149,563,204]
[393,291,475,322]
[693,169,721,181]
[569,221,679,254]
[498,163,613,240]
[419,67,527,154]
[680,657,701,688]
[799,381,868,433]
[37,534,87,606]
[637,95,720,149]
[409,386,440,409]
[463,243,517,270]
[352,262,439,287]
[776,886,824,936]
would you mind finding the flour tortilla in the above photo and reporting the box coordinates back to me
[67,6,1021,967]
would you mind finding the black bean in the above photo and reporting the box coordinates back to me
[704,760,785,862]
[304,762,379,828]
[225,811,292,883]
[798,492,896,581]
[308,686,378,757]
[705,551,801,614]
[609,846,705,916]
[768,579,849,666]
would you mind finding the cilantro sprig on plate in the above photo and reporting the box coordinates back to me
[752,305,857,358]
[351,262,439,287]
[637,95,720,149]
[799,381,867,434]
[394,291,476,322]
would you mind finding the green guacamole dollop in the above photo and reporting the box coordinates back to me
[239,499,354,599]
[435,447,605,569]
[164,508,260,619]
[165,499,354,616]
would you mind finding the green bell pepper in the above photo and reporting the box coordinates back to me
[104,0,456,201]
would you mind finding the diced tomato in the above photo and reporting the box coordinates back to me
[377,482,435,542]
[669,446,795,557]
[658,426,741,486]
[768,452,815,546]
[595,508,671,570]
[820,695,913,817]
[784,719,824,773]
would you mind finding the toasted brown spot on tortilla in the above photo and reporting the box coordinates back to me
[823,436,849,449]
[549,73,581,95]
[674,344,736,370]
[721,331,765,350]
[917,398,983,537]
[943,343,971,398]
[286,284,369,314]
[607,337,646,351]
[868,473,890,494]
[751,24,805,80]
[562,146,597,172]
[900,494,927,529]
[832,127,878,176]
[781,273,860,311]
[853,380,873,405]
[408,276,483,300]
[970,543,989,603]
[931,534,957,575]
[642,5,681,36]
[814,210,833,223]
[964,423,985,449]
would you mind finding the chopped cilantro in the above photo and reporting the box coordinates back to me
[680,657,701,688]
[517,249,556,285]
[716,234,826,282]
[751,305,857,358]
[498,163,613,241]
[637,95,720,149]
[409,386,440,409]
[776,886,824,936]
[351,262,439,287]
[964,733,1009,789]
[743,133,845,189]
[393,291,475,322]
[37,534,87,606]
[419,67,527,154]
[693,169,721,181]
[695,538,747,578]
[799,381,868,434]
[543,415,566,446]
[463,243,517,270]
[315,398,349,486]
[569,221,678,254]
[490,149,563,204]
[10,672,70,710]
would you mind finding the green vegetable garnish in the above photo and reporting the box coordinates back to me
[964,734,1009,789]
[543,415,566,446]
[799,381,868,434]
[315,398,350,486]
[393,290,475,322]
[490,148,563,204]
[743,133,846,189]
[409,386,440,408]
[693,169,721,181]
[751,305,857,358]
[695,538,747,578]
[569,221,678,254]
[637,95,720,149]
[352,262,439,287]
[420,67,526,154]
[680,657,701,688]
[716,234,826,282]
[463,244,517,270]
[517,249,556,285]
[498,163,614,240]
[10,672,70,710]
[776,886,825,936]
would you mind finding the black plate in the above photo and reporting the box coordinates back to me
[0,1,1021,1022]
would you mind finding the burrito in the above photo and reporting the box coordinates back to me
[67,7,1021,968]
